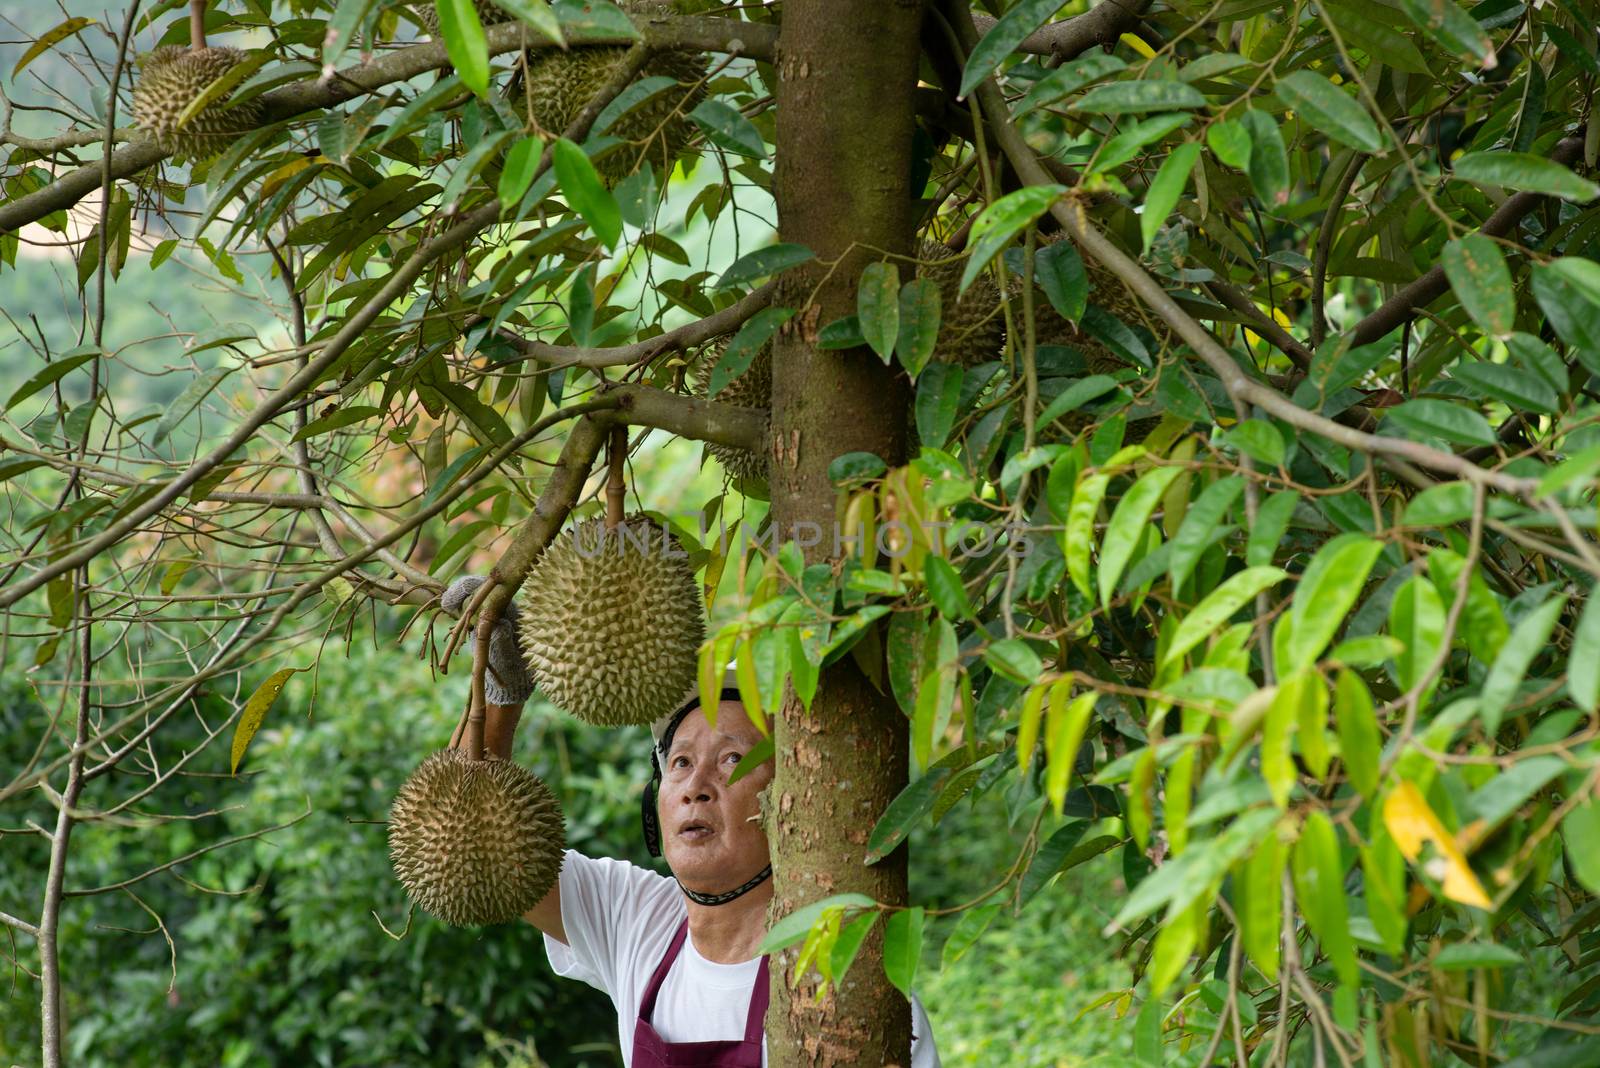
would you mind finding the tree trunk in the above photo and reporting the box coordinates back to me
[765,2,924,1065]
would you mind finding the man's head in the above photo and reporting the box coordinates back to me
[655,698,773,896]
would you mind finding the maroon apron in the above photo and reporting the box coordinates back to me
[631,918,770,1067]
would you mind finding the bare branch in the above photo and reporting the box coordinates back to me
[0,910,38,939]
[503,281,776,367]
[968,0,1154,62]
[65,806,313,897]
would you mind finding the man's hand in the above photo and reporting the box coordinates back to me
[441,575,535,706]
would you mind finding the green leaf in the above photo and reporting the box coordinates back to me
[718,243,815,289]
[1283,535,1383,674]
[1383,399,1496,446]
[1036,238,1087,322]
[1018,53,1127,113]
[896,278,941,379]
[420,444,487,511]
[1533,260,1600,367]
[1293,809,1358,987]
[1565,795,1600,895]
[1239,834,1285,980]
[1247,490,1298,567]
[1479,593,1565,734]
[915,363,964,449]
[1240,109,1290,207]
[726,735,774,785]
[1466,755,1564,831]
[941,903,1003,968]
[1275,70,1382,153]
[231,667,303,774]
[706,307,793,397]
[439,129,516,209]
[882,907,924,997]
[1441,234,1516,339]
[1389,575,1445,694]
[960,185,1067,295]
[1262,681,1296,807]
[490,0,563,43]
[1206,118,1251,170]
[1038,375,1117,428]
[857,261,900,362]
[760,894,877,954]
[1164,567,1288,666]
[1334,670,1380,798]
[1569,593,1600,712]
[291,405,381,442]
[1019,820,1091,906]
[152,367,230,447]
[959,0,1068,97]
[13,16,96,78]
[924,555,973,620]
[1064,471,1111,597]
[864,764,953,864]
[552,137,622,249]
[1113,807,1280,927]
[1093,114,1193,177]
[1046,690,1098,816]
[6,347,100,411]
[984,638,1043,685]
[1073,80,1207,115]
[1396,0,1496,67]
[1433,942,1524,970]
[1452,361,1557,414]
[828,451,887,485]
[1099,465,1184,606]
[497,136,545,213]
[436,0,491,97]
[688,99,767,158]
[829,912,877,985]
[1453,152,1600,202]
[1222,419,1285,467]
[1169,476,1244,597]
[1141,142,1201,253]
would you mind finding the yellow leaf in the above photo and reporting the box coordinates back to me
[230,668,301,775]
[1119,31,1157,59]
[12,17,96,79]
[1383,781,1492,909]
[259,155,327,201]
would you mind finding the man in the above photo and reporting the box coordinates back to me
[442,577,938,1066]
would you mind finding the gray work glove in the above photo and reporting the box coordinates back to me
[440,575,535,706]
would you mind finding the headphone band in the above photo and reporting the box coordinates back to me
[642,686,745,858]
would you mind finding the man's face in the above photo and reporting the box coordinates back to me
[658,699,773,893]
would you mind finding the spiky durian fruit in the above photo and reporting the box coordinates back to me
[517,514,704,726]
[692,339,770,484]
[915,239,1007,368]
[513,3,705,185]
[413,0,514,38]
[388,749,566,927]
[131,46,263,160]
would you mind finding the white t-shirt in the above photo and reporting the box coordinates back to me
[543,850,940,1067]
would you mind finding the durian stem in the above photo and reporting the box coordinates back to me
[189,0,207,50]
[605,425,626,530]
[466,622,492,761]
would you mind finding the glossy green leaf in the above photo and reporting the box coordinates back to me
[1479,593,1565,734]
[1017,53,1128,113]
[718,243,815,289]
[290,405,381,442]
[1141,142,1201,253]
[1238,833,1284,980]
[960,184,1067,295]
[436,0,490,97]
[1293,809,1358,987]
[1565,795,1600,895]
[857,261,900,362]
[896,278,941,379]
[1389,575,1445,695]
[1569,592,1600,712]
[1383,399,1496,446]
[231,667,303,774]
[1169,475,1244,597]
[760,894,876,954]
[152,367,230,446]
[1164,567,1288,666]
[1240,109,1290,206]
[864,765,954,864]
[1433,942,1524,970]
[552,137,622,248]
[497,136,545,213]
[1454,152,1600,202]
[883,907,924,997]
[1064,471,1110,597]
[985,638,1043,684]
[706,307,793,397]
[12,16,96,79]
[1222,419,1285,467]
[1073,80,1207,115]
[1284,535,1383,674]
[941,903,1003,968]
[1276,70,1383,152]
[1036,238,1087,322]
[1533,260,1600,368]
[924,555,972,620]
[1396,0,1496,67]
[959,0,1070,97]
[490,0,563,43]
[1099,465,1183,606]
[6,347,99,411]
[1452,361,1557,414]
[688,99,767,158]
[1441,234,1516,339]
[1335,669,1380,798]
[1207,118,1252,170]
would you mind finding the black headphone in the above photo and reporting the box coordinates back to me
[641,685,744,858]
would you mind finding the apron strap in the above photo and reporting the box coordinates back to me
[638,918,691,1025]
[743,956,770,1045]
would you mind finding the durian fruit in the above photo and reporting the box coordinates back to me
[412,0,514,38]
[388,748,566,927]
[512,2,705,185]
[131,46,264,160]
[517,513,704,726]
[692,338,771,484]
[915,239,1007,368]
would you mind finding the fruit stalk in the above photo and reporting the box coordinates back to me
[605,425,626,530]
[189,0,207,50]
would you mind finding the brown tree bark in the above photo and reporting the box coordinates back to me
[765,2,924,1065]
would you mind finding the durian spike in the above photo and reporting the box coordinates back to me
[466,622,491,761]
[605,426,626,530]
[189,0,207,50]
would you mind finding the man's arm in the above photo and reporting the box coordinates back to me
[447,700,567,943]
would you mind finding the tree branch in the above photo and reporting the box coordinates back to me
[1348,137,1584,346]
[949,2,1548,508]
[503,281,776,367]
[0,909,38,938]
[64,807,312,897]
[609,381,765,451]
[968,0,1153,62]
[0,14,773,236]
